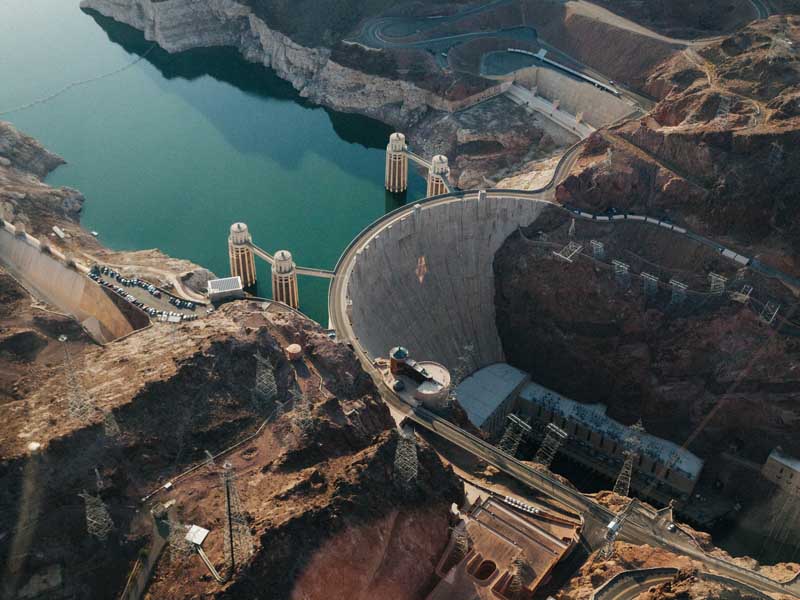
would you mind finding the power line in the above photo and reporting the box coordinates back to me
[221,462,253,575]
[0,44,158,117]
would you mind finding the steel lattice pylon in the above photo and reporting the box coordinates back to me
[533,423,568,468]
[290,389,314,438]
[497,415,532,458]
[103,411,121,439]
[394,427,418,489]
[252,352,277,410]
[221,462,253,574]
[613,420,645,498]
[59,335,94,421]
[79,490,114,541]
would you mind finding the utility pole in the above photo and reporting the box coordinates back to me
[221,462,252,576]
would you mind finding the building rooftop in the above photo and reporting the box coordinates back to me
[520,382,704,480]
[427,496,579,600]
[207,276,243,295]
[455,363,529,428]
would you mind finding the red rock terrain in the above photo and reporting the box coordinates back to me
[558,16,800,274]
[494,209,800,480]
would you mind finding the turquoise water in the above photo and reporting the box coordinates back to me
[0,0,425,323]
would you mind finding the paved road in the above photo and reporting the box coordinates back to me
[750,0,771,19]
[326,138,800,598]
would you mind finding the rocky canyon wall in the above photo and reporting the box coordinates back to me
[80,0,483,128]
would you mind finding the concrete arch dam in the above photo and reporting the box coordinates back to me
[340,193,552,372]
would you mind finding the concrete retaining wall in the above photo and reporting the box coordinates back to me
[514,66,632,128]
[0,224,136,343]
[347,195,549,371]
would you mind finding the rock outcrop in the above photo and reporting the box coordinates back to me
[0,301,463,599]
[0,121,84,230]
[557,16,800,273]
[80,0,487,128]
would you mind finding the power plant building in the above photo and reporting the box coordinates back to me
[518,382,704,500]
[454,363,530,434]
[762,448,800,496]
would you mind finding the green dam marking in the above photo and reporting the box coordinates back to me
[0,0,426,324]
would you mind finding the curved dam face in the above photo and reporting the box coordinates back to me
[0,226,140,343]
[343,194,552,373]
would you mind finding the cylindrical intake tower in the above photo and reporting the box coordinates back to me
[272,250,300,309]
[426,154,450,197]
[385,132,408,193]
[228,222,257,288]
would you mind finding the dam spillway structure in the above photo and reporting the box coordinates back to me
[334,192,552,373]
[228,222,257,288]
[272,250,300,310]
[426,155,450,197]
[385,132,409,193]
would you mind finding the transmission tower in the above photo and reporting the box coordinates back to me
[497,414,532,458]
[103,411,121,439]
[290,389,314,438]
[393,427,419,490]
[568,218,576,238]
[451,524,471,564]
[590,240,605,260]
[715,95,731,126]
[641,272,659,297]
[79,490,114,541]
[221,462,253,574]
[669,279,688,306]
[553,241,583,263]
[612,260,630,288]
[613,420,645,498]
[252,352,277,410]
[59,335,94,421]
[167,515,193,561]
[533,423,568,468]
[760,302,781,325]
[708,272,727,295]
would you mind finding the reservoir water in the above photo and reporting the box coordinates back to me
[0,0,426,324]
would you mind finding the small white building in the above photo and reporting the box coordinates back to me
[207,276,244,303]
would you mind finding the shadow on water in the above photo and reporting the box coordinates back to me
[82,9,393,163]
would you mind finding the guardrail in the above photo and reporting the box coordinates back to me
[592,567,678,600]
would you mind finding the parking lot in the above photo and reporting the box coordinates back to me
[90,265,206,323]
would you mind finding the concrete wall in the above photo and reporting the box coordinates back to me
[0,224,136,343]
[513,66,633,128]
[347,195,548,372]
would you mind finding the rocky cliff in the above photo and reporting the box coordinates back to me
[557,16,800,273]
[79,0,488,128]
[0,121,84,229]
[0,300,463,599]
